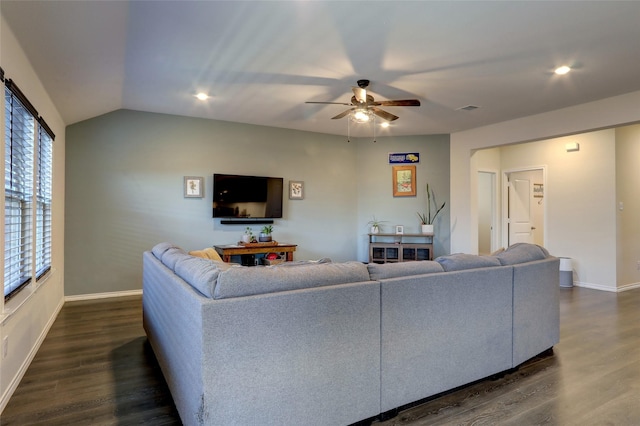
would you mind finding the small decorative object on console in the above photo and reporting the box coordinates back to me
[259,225,273,242]
[242,227,254,244]
[367,216,388,234]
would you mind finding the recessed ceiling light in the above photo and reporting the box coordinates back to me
[195,92,210,101]
[554,65,571,75]
[380,122,390,128]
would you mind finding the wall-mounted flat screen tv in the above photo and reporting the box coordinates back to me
[213,174,284,219]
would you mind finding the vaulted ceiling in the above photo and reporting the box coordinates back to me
[3,1,640,137]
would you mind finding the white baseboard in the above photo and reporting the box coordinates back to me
[574,281,618,292]
[574,281,640,293]
[64,289,143,302]
[617,282,640,292]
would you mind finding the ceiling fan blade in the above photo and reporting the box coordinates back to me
[371,107,399,121]
[352,86,367,103]
[375,99,421,107]
[331,108,355,119]
[306,101,352,106]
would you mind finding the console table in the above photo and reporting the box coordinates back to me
[368,233,433,264]
[214,243,297,263]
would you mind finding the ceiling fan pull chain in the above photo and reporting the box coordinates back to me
[373,115,377,143]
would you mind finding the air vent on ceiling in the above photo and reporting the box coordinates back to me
[457,105,479,111]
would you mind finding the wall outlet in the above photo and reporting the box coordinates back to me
[3,336,8,359]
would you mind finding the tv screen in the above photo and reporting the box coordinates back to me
[213,174,283,219]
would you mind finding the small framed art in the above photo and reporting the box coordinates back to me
[533,183,544,198]
[184,176,204,198]
[392,165,416,197]
[395,225,404,235]
[289,181,304,200]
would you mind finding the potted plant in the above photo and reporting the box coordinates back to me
[417,183,445,234]
[367,216,388,234]
[242,227,253,243]
[259,225,273,242]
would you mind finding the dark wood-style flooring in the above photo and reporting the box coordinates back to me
[2,286,640,425]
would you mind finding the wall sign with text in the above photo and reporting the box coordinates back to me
[388,152,420,164]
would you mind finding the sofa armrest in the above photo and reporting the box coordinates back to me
[512,257,560,366]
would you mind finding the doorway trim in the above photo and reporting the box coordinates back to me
[502,165,547,248]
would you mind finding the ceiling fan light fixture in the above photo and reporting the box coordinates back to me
[352,109,371,123]
[554,65,571,75]
[195,92,210,101]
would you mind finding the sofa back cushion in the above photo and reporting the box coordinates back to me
[174,256,236,298]
[367,261,444,280]
[435,253,501,271]
[214,261,370,299]
[151,242,176,259]
[494,243,548,265]
[161,247,190,270]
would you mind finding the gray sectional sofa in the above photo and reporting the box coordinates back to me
[143,242,559,426]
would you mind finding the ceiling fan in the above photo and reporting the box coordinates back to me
[306,79,420,122]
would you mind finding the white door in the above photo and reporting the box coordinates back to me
[478,171,496,255]
[508,174,534,245]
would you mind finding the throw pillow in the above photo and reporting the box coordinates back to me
[189,247,224,262]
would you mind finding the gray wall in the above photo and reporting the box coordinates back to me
[65,109,450,296]
[355,134,450,261]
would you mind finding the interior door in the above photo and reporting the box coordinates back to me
[477,171,496,255]
[508,175,534,245]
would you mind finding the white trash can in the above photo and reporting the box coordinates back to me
[559,257,573,288]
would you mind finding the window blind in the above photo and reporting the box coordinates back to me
[4,84,35,298]
[36,121,53,279]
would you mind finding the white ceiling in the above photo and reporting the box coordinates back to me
[3,1,640,137]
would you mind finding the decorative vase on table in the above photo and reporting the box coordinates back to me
[421,224,434,234]
[259,233,272,242]
[259,225,273,242]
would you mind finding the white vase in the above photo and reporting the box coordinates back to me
[241,234,250,243]
[421,224,434,234]
[371,226,379,234]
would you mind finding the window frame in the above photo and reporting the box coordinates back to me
[3,73,55,302]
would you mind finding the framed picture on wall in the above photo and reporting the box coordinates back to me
[533,183,544,198]
[395,225,404,235]
[184,176,204,198]
[392,165,416,197]
[289,181,304,200]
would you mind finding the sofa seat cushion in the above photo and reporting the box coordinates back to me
[367,261,444,280]
[435,253,501,271]
[214,261,369,299]
[495,243,548,265]
[174,256,236,298]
